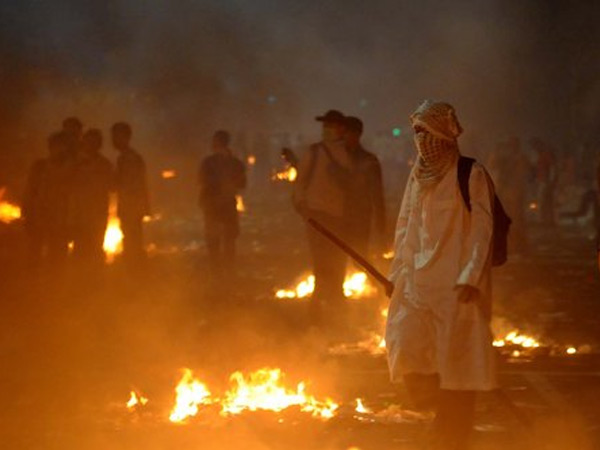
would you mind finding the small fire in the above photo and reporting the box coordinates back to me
[103,195,124,263]
[169,369,213,423]
[247,155,256,165]
[0,188,21,224]
[382,250,395,260]
[275,271,375,300]
[236,195,246,213]
[355,398,372,414]
[161,169,177,179]
[221,368,338,420]
[529,202,538,210]
[566,347,577,355]
[493,331,540,349]
[126,391,148,410]
[273,167,298,182]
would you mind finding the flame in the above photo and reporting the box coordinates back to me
[247,155,256,165]
[0,188,21,224]
[103,218,123,263]
[529,202,538,210]
[355,398,372,414]
[161,169,177,179]
[220,368,338,420]
[126,391,148,410]
[275,271,374,300]
[273,167,298,182]
[236,195,246,213]
[493,331,540,350]
[566,347,577,355]
[382,250,395,260]
[169,369,213,423]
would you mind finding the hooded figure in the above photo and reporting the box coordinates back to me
[385,101,496,450]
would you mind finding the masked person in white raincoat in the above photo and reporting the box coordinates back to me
[385,101,496,450]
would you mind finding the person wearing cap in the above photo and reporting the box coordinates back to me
[293,110,353,320]
[198,130,246,276]
[385,101,496,449]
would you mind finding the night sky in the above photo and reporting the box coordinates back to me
[0,1,598,183]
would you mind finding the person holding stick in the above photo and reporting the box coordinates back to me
[385,101,497,450]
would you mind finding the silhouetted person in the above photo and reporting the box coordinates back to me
[198,130,246,275]
[70,129,114,267]
[112,122,150,264]
[342,116,386,257]
[293,110,351,317]
[62,116,83,162]
[531,138,557,226]
[22,132,73,268]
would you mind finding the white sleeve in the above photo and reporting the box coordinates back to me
[456,163,495,288]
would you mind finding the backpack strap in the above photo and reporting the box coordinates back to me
[458,156,476,212]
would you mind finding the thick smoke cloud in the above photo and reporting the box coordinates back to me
[0,0,598,189]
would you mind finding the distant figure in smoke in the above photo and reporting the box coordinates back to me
[62,116,84,161]
[386,101,496,450]
[341,116,386,257]
[22,132,74,268]
[531,137,557,226]
[112,122,150,264]
[70,129,114,267]
[198,130,246,275]
[293,110,352,318]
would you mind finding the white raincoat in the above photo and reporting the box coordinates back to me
[385,161,497,391]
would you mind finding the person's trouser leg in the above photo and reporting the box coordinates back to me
[121,216,145,264]
[307,223,347,325]
[431,390,476,450]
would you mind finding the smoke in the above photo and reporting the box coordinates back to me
[0,0,599,188]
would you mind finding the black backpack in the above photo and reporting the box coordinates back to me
[458,156,512,266]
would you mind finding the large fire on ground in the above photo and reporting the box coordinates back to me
[168,368,338,423]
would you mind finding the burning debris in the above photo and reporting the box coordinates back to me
[235,195,246,213]
[168,368,338,424]
[169,369,213,423]
[126,391,149,410]
[275,271,376,300]
[272,166,298,182]
[102,195,124,263]
[0,188,21,224]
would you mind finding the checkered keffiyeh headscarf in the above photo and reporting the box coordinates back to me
[410,100,463,187]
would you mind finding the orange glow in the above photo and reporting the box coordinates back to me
[0,188,21,224]
[220,368,338,420]
[126,391,148,410]
[103,196,123,263]
[493,331,540,349]
[161,169,177,179]
[169,369,213,423]
[273,167,298,182]
[247,155,256,165]
[529,202,538,210]
[355,398,372,414]
[382,250,395,260]
[236,195,246,213]
[275,271,375,300]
